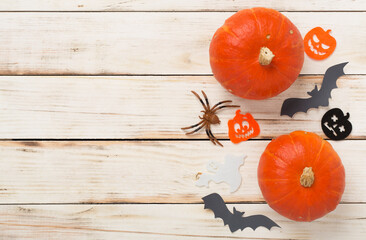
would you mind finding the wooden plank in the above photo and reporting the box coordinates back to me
[0,204,365,239]
[0,0,364,11]
[0,140,363,204]
[0,75,364,139]
[0,12,364,75]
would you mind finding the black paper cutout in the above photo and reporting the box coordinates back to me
[202,193,280,232]
[281,62,348,117]
[321,108,352,140]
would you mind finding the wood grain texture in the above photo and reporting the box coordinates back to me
[0,1,364,240]
[0,0,365,11]
[0,140,363,204]
[0,12,364,75]
[0,75,364,139]
[0,204,365,239]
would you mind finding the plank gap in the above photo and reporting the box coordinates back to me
[3,138,366,141]
[0,10,364,13]
[0,201,364,205]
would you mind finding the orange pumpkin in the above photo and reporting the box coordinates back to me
[210,8,304,100]
[257,131,345,222]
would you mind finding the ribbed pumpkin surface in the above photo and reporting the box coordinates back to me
[210,7,304,99]
[258,131,345,221]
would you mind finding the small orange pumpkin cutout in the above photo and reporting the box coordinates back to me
[228,110,260,144]
[304,27,336,60]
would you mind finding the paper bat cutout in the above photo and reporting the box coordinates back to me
[202,193,280,232]
[281,62,348,117]
[196,155,245,192]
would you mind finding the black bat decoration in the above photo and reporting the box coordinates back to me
[281,62,348,117]
[202,193,280,232]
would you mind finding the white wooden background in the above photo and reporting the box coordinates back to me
[0,1,365,239]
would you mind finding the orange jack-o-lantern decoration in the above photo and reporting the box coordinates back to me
[304,27,336,60]
[228,110,260,144]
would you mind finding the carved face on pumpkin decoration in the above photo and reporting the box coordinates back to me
[304,27,336,60]
[321,108,352,140]
[228,110,260,144]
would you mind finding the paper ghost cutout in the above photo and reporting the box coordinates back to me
[228,110,260,144]
[196,155,245,192]
[281,62,348,117]
[304,27,336,60]
[202,193,280,232]
[321,108,352,140]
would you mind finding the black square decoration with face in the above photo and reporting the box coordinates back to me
[321,108,352,140]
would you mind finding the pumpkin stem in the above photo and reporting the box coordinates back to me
[259,47,275,66]
[300,167,315,188]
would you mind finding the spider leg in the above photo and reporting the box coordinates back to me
[191,91,207,111]
[201,91,210,110]
[184,122,207,135]
[205,128,216,145]
[208,128,223,147]
[181,119,204,130]
[212,104,240,113]
[211,100,233,111]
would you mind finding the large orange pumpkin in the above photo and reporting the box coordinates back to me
[258,131,345,222]
[210,8,304,99]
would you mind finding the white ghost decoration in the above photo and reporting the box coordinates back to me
[196,155,246,193]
